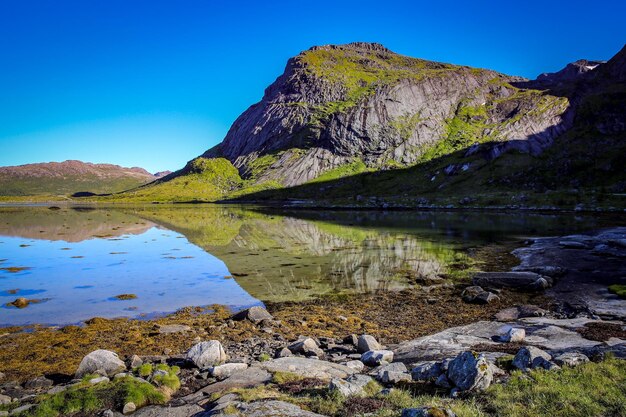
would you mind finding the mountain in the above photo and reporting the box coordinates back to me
[0,160,158,196]
[110,43,626,207]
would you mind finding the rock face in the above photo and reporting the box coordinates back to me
[75,349,126,378]
[186,341,228,369]
[201,42,574,186]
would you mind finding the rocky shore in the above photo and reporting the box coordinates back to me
[0,228,624,416]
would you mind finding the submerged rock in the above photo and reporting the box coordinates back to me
[76,349,126,378]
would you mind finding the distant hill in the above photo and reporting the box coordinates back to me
[0,160,159,196]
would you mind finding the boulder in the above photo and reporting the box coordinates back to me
[128,355,143,369]
[345,360,365,372]
[232,306,274,324]
[553,352,589,367]
[447,351,493,392]
[357,334,381,353]
[288,337,324,358]
[275,347,293,358]
[329,374,374,397]
[461,286,485,303]
[473,291,500,304]
[76,349,126,378]
[211,363,249,380]
[500,327,525,343]
[361,350,394,366]
[343,334,358,346]
[472,272,552,291]
[411,361,444,382]
[512,346,552,371]
[402,407,456,417]
[186,340,228,369]
[381,370,412,384]
[131,404,205,417]
[0,394,10,405]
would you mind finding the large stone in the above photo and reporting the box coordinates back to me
[186,340,228,369]
[131,404,205,417]
[401,407,456,417]
[76,349,126,378]
[345,360,365,372]
[211,363,249,380]
[232,306,274,324]
[411,361,443,382]
[260,357,356,380]
[361,350,394,366]
[512,346,552,371]
[472,272,552,291]
[447,351,493,392]
[329,374,374,397]
[233,400,328,416]
[500,327,525,343]
[357,335,381,353]
[288,337,324,358]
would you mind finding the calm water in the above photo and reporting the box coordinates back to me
[0,205,623,326]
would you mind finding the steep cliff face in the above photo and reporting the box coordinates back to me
[204,42,573,186]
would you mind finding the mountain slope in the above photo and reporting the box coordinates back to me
[110,43,626,207]
[0,160,159,196]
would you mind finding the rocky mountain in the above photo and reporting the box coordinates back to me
[0,160,159,196]
[113,43,626,206]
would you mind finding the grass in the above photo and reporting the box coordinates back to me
[485,356,626,417]
[608,284,626,299]
[15,376,172,417]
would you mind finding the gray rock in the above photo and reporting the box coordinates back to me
[512,346,552,371]
[494,305,547,321]
[473,291,500,304]
[361,350,394,366]
[129,355,143,369]
[381,370,412,384]
[357,334,381,353]
[435,373,452,388]
[260,357,356,380]
[211,363,249,380]
[89,376,110,384]
[461,286,485,303]
[158,324,191,334]
[345,360,364,372]
[532,357,560,370]
[343,334,358,346]
[447,351,493,392]
[232,306,274,324]
[472,272,552,291]
[232,400,327,416]
[122,402,136,415]
[330,374,375,397]
[76,349,126,378]
[24,376,53,389]
[10,404,35,415]
[401,407,456,417]
[187,340,228,369]
[288,337,324,358]
[411,361,444,382]
[0,394,10,405]
[500,327,525,343]
[553,352,589,367]
[276,347,292,358]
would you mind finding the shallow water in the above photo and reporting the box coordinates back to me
[0,205,623,326]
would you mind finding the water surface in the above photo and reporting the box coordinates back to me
[0,205,623,326]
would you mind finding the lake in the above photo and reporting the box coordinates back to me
[0,204,623,326]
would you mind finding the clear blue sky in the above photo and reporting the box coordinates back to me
[1,0,624,173]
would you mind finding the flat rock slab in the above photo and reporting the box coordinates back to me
[472,272,550,290]
[234,400,327,416]
[394,318,610,363]
[182,367,272,403]
[259,357,356,380]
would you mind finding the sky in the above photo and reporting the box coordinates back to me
[0,0,624,173]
